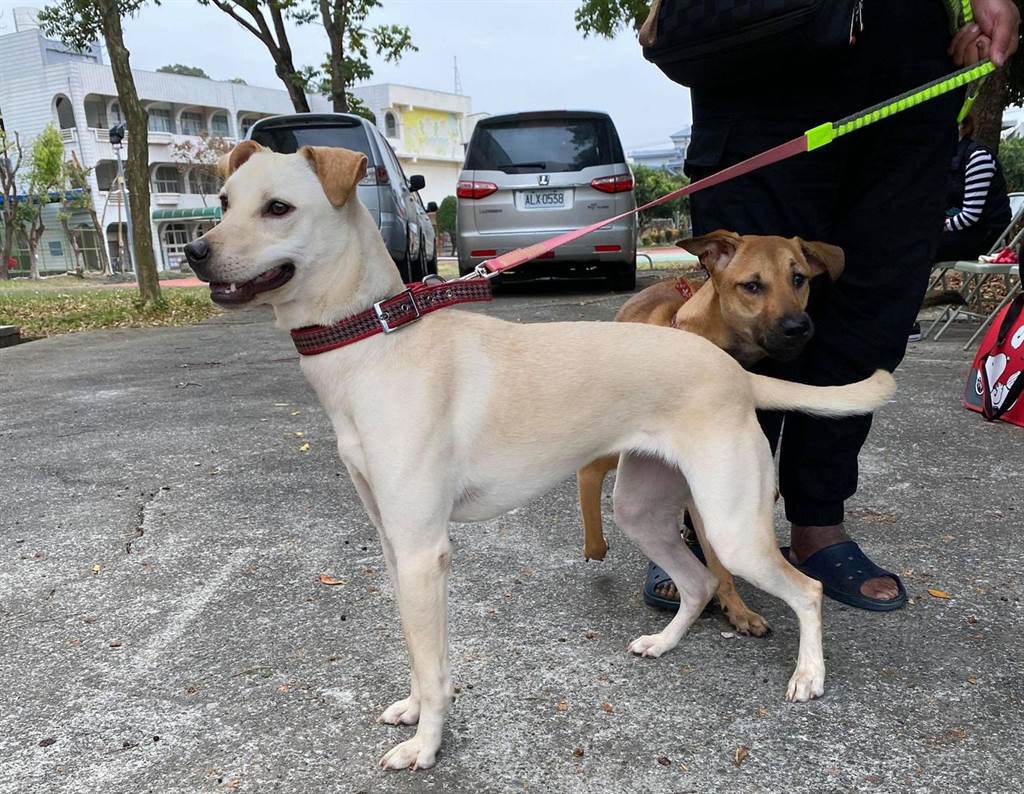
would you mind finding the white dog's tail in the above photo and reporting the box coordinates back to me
[749,369,896,417]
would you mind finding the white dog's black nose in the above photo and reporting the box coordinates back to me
[184,239,210,269]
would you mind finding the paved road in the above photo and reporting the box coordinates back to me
[1,273,1021,793]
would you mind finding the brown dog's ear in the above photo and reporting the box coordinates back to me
[223,140,264,178]
[299,146,368,207]
[798,238,845,282]
[677,229,742,273]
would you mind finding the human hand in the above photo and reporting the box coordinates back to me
[967,0,1020,66]
[949,24,992,66]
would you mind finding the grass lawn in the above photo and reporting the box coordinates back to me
[0,284,219,338]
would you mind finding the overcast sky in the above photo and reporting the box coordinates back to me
[0,0,693,151]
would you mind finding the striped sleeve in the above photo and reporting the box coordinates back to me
[946,149,997,231]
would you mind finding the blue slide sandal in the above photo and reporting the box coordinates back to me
[782,540,907,612]
[642,541,707,611]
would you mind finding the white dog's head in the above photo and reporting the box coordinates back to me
[184,141,368,309]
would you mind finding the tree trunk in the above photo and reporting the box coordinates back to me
[972,69,1008,154]
[322,0,348,113]
[27,217,42,280]
[0,224,13,279]
[99,0,161,304]
[277,64,312,113]
[88,203,112,275]
[60,215,85,276]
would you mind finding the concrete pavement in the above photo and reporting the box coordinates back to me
[1,272,1022,793]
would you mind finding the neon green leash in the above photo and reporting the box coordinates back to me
[805,59,995,150]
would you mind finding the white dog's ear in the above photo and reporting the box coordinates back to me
[299,146,368,207]
[221,140,265,179]
[797,238,845,282]
[677,229,741,273]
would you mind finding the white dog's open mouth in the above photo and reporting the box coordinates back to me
[209,263,295,306]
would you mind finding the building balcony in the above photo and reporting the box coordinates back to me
[59,128,77,144]
[152,192,180,206]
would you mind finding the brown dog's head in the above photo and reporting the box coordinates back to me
[678,230,844,362]
[184,141,368,308]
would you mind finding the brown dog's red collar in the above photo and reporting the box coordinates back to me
[290,280,493,356]
[674,277,695,302]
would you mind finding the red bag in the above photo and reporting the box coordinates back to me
[963,293,1024,427]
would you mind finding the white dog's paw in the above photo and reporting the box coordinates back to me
[379,696,420,726]
[785,666,825,702]
[627,633,675,658]
[379,735,438,771]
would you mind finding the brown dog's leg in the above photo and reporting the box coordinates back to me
[689,504,771,637]
[577,455,619,560]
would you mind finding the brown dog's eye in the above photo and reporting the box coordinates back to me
[792,273,807,287]
[265,200,292,217]
[741,281,762,294]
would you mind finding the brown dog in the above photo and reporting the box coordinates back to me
[577,229,844,636]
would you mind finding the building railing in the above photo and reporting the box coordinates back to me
[59,128,77,143]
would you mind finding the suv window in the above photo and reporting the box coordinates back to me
[466,117,620,174]
[251,123,375,161]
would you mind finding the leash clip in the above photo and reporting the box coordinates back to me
[374,288,420,333]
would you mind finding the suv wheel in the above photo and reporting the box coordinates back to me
[607,262,636,292]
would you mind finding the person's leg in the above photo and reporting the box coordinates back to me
[778,0,960,603]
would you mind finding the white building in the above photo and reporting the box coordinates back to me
[627,126,691,175]
[0,23,475,274]
[352,83,476,208]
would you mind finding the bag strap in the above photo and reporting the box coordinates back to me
[979,293,1024,420]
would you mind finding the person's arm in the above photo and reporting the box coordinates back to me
[945,148,997,231]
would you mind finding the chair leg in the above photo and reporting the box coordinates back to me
[963,283,1021,351]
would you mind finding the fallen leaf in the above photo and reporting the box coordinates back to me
[967,615,978,624]
[720,631,736,639]
[555,701,568,712]
[600,702,614,714]
[293,431,304,438]
[90,564,101,575]
[318,574,345,586]
[928,589,951,600]
[38,737,57,747]
[966,676,978,685]
[225,779,241,790]
[734,745,749,767]
[277,684,290,694]
[679,762,689,772]
[298,443,310,453]
[572,747,584,758]
[755,706,768,718]
[657,756,671,767]
[290,411,300,416]
[273,402,289,407]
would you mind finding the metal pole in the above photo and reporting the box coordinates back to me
[113,141,135,274]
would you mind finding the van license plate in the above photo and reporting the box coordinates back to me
[520,189,568,210]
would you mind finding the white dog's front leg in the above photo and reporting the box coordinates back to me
[378,538,452,771]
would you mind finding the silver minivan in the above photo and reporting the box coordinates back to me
[457,111,637,289]
[248,113,437,282]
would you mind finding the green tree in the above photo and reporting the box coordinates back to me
[39,0,162,305]
[22,124,66,279]
[157,63,212,78]
[574,0,649,37]
[436,195,456,254]
[60,152,112,276]
[632,164,689,228]
[204,1,416,114]
[998,136,1024,191]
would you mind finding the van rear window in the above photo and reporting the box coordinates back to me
[251,124,375,161]
[466,117,620,174]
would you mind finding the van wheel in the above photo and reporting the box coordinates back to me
[607,262,636,292]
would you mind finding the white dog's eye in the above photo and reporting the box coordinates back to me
[265,200,293,217]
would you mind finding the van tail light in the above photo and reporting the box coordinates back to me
[360,165,390,186]
[457,180,498,200]
[590,173,634,194]
[470,249,497,258]
[594,245,621,253]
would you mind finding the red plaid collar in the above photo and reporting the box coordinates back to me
[290,279,493,356]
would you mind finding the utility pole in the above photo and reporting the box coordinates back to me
[109,123,135,273]
[453,56,462,95]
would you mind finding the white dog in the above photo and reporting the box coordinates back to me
[185,142,896,770]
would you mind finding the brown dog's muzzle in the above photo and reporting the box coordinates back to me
[765,312,814,360]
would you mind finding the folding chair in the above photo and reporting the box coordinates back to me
[924,205,1024,341]
[961,263,1021,351]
